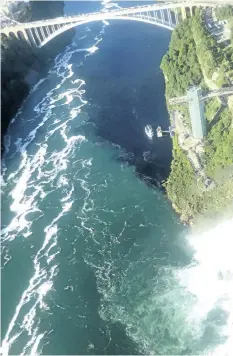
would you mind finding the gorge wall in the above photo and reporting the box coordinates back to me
[1,1,75,152]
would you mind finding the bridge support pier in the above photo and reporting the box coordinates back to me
[181,7,187,20]
[160,9,165,22]
[174,9,179,25]
[167,9,172,26]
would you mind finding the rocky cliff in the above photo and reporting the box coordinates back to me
[1,1,75,152]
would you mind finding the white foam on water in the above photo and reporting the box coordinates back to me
[2,45,89,241]
[1,4,109,354]
[1,39,89,356]
[71,79,85,86]
[30,78,47,94]
[95,218,233,355]
[87,45,99,54]
[14,138,22,152]
[84,42,101,58]
[50,86,87,107]
[9,109,22,126]
[31,334,44,355]
[180,218,233,355]
[2,146,48,240]
[1,199,74,355]
[68,46,98,55]
[101,0,121,10]
[3,135,11,154]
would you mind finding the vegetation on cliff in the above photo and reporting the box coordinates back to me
[1,1,74,151]
[204,98,221,122]
[160,20,203,98]
[165,135,200,220]
[215,5,233,21]
[161,8,233,224]
[204,108,233,176]
[191,10,233,86]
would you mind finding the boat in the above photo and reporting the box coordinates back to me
[145,125,154,139]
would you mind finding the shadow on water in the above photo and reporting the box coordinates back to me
[74,22,172,188]
[74,117,169,190]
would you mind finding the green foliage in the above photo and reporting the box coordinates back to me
[204,98,221,122]
[230,20,233,46]
[191,11,233,84]
[166,127,233,222]
[221,46,233,83]
[204,108,233,176]
[160,20,203,98]
[165,135,199,219]
[191,12,220,80]
[161,13,233,223]
[215,5,233,21]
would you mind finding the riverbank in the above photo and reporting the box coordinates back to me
[161,7,233,225]
[1,1,75,153]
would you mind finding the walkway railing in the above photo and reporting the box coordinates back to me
[169,87,233,105]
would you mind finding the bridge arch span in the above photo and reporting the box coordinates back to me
[39,15,174,48]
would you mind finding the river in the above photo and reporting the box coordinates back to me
[1,1,233,355]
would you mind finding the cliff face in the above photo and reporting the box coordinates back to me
[1,1,75,152]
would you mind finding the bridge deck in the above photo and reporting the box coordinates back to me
[1,1,220,33]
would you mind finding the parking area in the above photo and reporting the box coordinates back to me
[205,7,231,44]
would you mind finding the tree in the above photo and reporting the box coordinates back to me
[215,5,233,21]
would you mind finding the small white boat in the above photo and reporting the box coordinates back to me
[145,125,154,139]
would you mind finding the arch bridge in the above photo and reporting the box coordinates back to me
[0,1,223,48]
